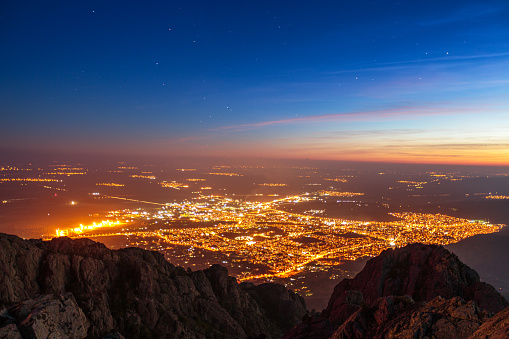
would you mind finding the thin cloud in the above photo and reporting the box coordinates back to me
[214,106,486,132]
[313,129,425,139]
[386,143,509,150]
[328,52,509,75]
[419,4,505,26]
[387,52,509,65]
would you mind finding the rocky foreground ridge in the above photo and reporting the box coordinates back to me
[0,233,306,338]
[1,234,509,339]
[285,243,509,338]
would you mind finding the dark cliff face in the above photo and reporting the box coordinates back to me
[2,234,508,339]
[285,243,509,339]
[0,233,307,338]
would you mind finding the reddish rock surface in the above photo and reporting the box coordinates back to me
[470,305,509,339]
[324,244,507,319]
[285,243,508,338]
[329,296,489,339]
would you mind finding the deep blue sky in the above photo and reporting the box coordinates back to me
[1,1,509,164]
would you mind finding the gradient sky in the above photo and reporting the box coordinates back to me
[1,1,509,165]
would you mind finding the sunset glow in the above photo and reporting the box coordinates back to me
[1,1,508,165]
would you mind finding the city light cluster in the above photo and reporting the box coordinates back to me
[206,173,243,176]
[130,174,156,179]
[318,191,364,197]
[96,183,125,187]
[486,195,509,200]
[54,193,503,282]
[0,178,61,182]
[55,220,123,237]
[160,181,189,189]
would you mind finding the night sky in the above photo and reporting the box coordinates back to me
[1,1,509,165]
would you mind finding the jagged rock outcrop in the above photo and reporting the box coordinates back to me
[3,233,508,339]
[0,323,22,339]
[470,305,509,339]
[325,243,507,319]
[330,295,489,339]
[285,243,508,338]
[5,292,89,339]
[0,234,44,304]
[0,233,306,338]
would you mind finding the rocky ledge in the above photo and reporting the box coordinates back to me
[0,233,306,338]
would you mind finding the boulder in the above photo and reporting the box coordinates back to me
[10,293,89,339]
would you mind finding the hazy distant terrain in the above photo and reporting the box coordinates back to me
[447,226,509,300]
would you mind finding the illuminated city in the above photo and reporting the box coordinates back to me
[53,195,501,282]
[1,159,507,307]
